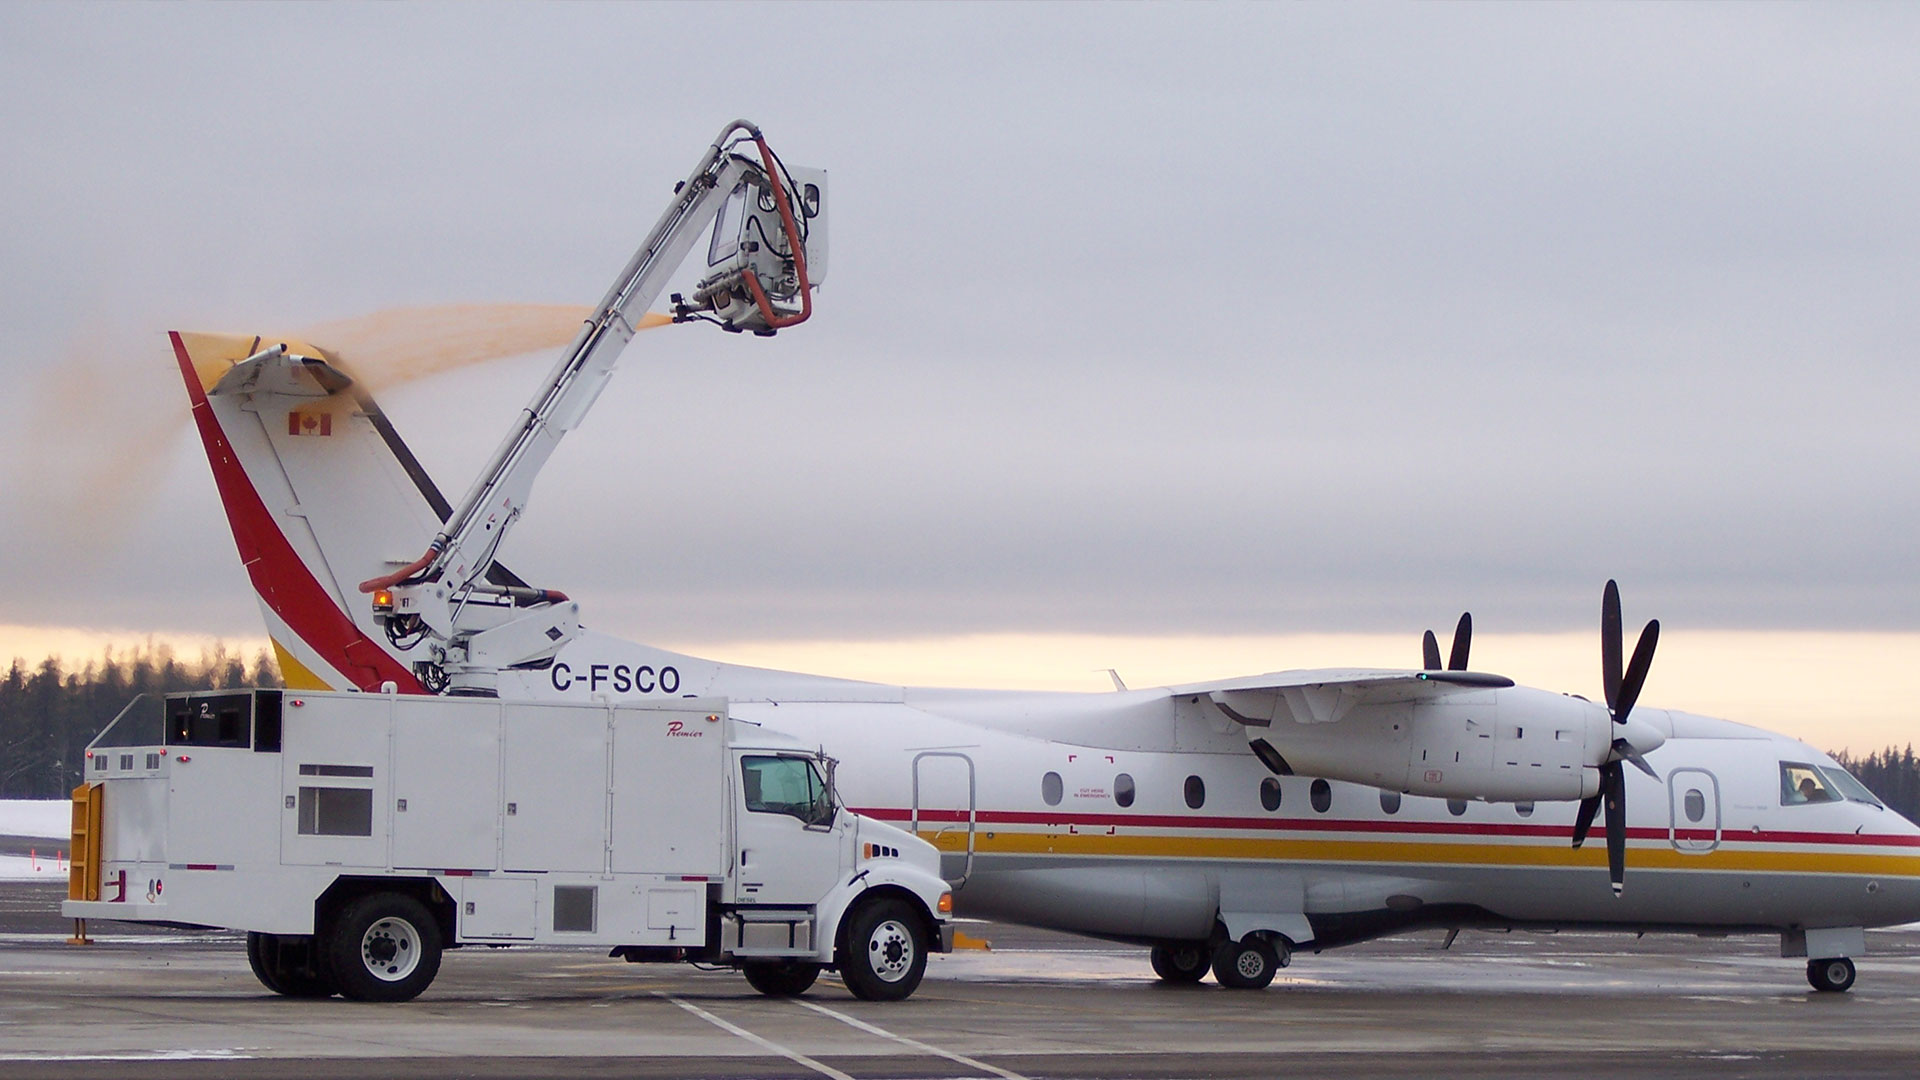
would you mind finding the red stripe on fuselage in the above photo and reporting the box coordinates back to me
[853,805,1920,848]
[171,332,424,693]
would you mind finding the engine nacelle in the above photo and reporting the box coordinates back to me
[1233,686,1618,803]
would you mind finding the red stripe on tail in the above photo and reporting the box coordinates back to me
[171,333,425,693]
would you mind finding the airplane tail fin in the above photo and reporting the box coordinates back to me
[171,330,467,692]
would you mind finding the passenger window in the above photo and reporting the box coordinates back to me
[1184,775,1206,810]
[1309,779,1332,814]
[1446,798,1468,817]
[742,755,833,824]
[1041,771,1064,807]
[1259,777,1282,812]
[1114,773,1136,808]
[1515,801,1535,817]
[1780,761,1840,806]
[1379,790,1401,814]
[1684,789,1706,823]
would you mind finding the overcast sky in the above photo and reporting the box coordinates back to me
[2,3,1916,656]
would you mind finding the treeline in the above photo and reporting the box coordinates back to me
[0,644,279,800]
[1829,746,1920,825]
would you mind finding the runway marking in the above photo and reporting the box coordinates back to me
[793,998,1031,1080]
[656,992,854,1080]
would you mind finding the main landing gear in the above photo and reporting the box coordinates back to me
[1807,956,1856,993]
[1150,935,1292,990]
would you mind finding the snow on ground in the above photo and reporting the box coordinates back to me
[0,799,70,840]
[0,851,68,881]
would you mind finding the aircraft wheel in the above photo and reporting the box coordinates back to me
[1149,942,1210,984]
[840,897,928,1001]
[325,893,443,1003]
[743,959,821,997]
[1807,956,1856,993]
[1211,935,1281,990]
[247,932,335,998]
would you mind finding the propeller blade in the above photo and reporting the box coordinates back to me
[1602,579,1623,713]
[1612,619,1660,724]
[1616,738,1658,779]
[1448,612,1472,671]
[1422,629,1442,671]
[1604,761,1626,896]
[1572,792,1601,849]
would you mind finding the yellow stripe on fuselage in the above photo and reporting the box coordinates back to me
[919,829,1920,878]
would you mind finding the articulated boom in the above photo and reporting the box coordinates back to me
[359,120,825,695]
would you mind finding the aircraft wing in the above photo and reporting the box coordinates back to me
[1167,667,1513,727]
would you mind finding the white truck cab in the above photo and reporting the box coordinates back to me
[63,689,952,1002]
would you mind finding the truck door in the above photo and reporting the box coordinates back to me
[1667,767,1721,854]
[730,753,846,907]
[911,752,975,885]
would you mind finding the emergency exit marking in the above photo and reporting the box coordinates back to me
[506,803,517,816]
[285,796,296,809]
[396,799,408,812]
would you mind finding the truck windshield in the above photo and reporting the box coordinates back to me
[742,755,833,825]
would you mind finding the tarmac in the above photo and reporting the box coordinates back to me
[4,880,1920,1079]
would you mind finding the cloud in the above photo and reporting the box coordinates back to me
[0,4,1915,644]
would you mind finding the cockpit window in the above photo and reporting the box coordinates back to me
[1818,765,1883,809]
[1780,761,1842,806]
[742,755,834,825]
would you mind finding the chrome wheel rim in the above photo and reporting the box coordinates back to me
[360,916,422,982]
[866,919,915,983]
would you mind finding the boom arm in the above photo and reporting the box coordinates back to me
[359,120,821,694]
[362,120,811,599]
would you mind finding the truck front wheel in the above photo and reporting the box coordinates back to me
[839,897,928,1001]
[247,932,336,998]
[742,959,821,997]
[325,893,443,1003]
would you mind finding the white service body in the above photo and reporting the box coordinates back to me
[65,689,950,969]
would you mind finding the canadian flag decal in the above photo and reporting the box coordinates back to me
[288,411,333,436]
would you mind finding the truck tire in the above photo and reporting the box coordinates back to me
[839,897,928,1001]
[247,932,335,998]
[742,960,821,997]
[324,893,443,1003]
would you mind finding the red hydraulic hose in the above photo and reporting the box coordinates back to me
[739,134,812,330]
[358,544,440,594]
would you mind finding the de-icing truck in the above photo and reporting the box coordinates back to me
[63,689,953,1002]
[61,121,951,1001]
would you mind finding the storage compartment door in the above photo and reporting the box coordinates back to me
[280,696,391,868]
[391,702,501,871]
[459,877,537,941]
[502,702,609,873]
[610,706,726,876]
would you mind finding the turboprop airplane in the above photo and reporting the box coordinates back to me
[164,326,1920,995]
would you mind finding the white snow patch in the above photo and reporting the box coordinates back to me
[0,799,70,839]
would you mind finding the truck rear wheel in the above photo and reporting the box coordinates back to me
[325,893,443,1003]
[839,897,928,1001]
[742,959,821,997]
[247,932,336,998]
